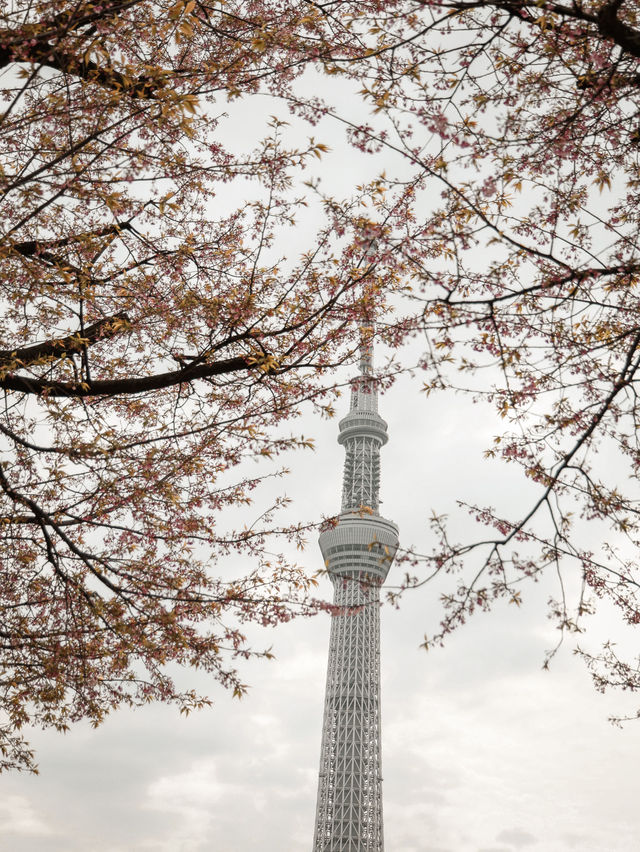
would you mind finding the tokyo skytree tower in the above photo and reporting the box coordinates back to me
[312,338,399,852]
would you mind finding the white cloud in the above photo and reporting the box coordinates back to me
[0,795,53,836]
[496,828,538,848]
[142,760,227,852]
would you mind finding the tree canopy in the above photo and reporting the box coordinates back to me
[2,0,640,771]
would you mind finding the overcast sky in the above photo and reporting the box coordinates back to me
[3,363,640,852]
[3,60,639,852]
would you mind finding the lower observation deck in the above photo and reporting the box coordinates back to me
[319,512,399,583]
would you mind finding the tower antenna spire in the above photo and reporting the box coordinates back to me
[359,325,373,376]
[312,309,399,851]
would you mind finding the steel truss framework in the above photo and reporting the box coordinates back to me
[313,346,399,852]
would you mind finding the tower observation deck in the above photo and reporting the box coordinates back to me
[312,340,399,852]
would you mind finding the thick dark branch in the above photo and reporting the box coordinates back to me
[0,40,164,98]
[0,313,130,370]
[445,0,597,25]
[5,222,134,261]
[0,355,254,397]
[441,264,640,307]
[0,1,158,96]
[4,222,135,283]
[598,0,640,58]
[448,0,640,59]
[0,514,78,526]
[34,0,146,41]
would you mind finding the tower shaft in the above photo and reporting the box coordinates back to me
[313,577,383,852]
[313,342,398,852]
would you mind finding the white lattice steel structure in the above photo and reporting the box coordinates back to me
[312,342,399,852]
